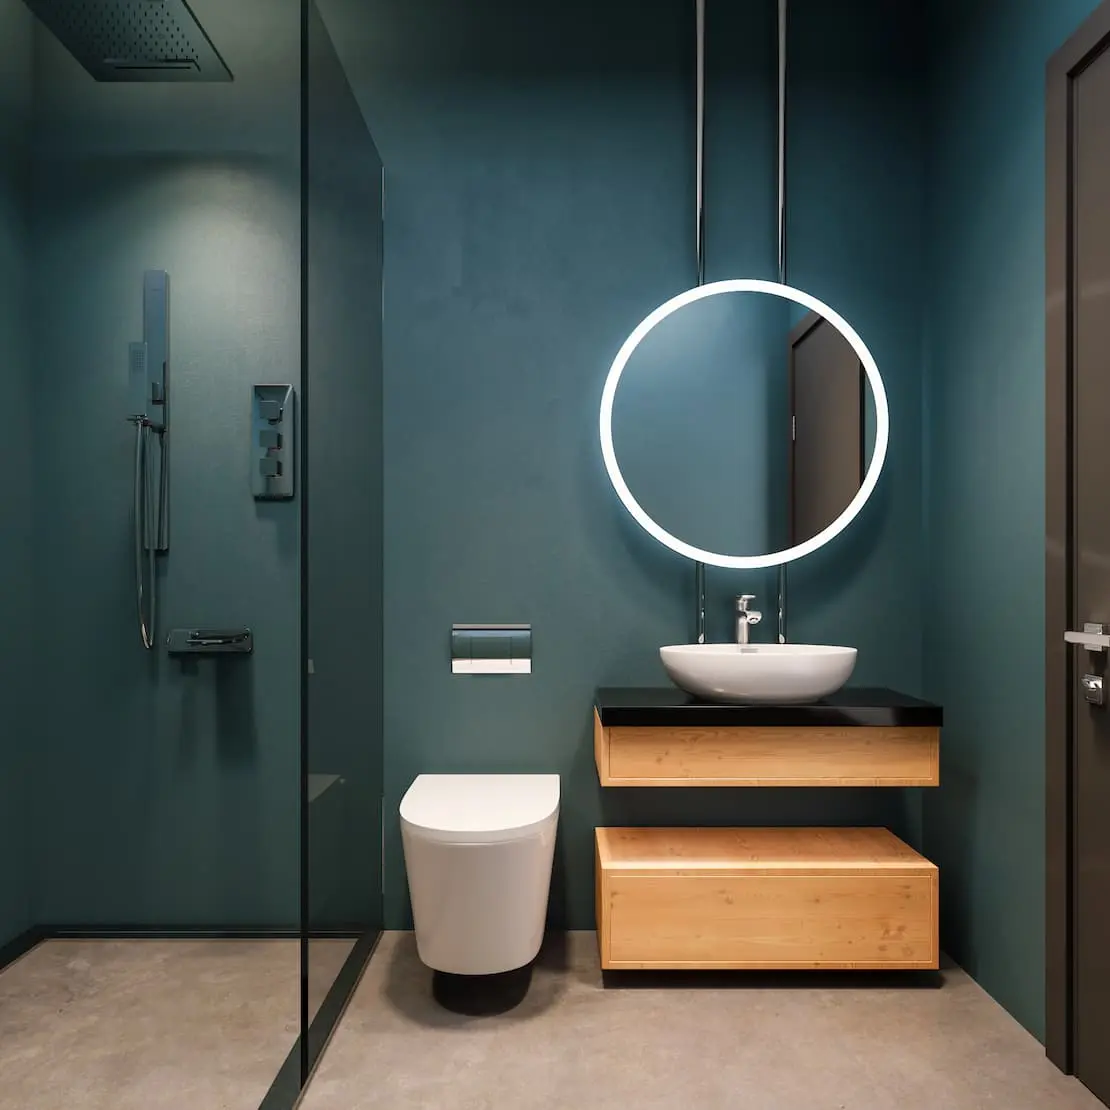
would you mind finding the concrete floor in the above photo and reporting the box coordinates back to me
[302,932,1105,1110]
[0,938,352,1110]
[0,933,1102,1110]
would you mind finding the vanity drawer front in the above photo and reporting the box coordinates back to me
[596,827,939,971]
[595,713,939,787]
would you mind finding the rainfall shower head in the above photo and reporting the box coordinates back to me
[24,0,232,82]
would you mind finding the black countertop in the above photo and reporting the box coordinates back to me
[595,687,943,728]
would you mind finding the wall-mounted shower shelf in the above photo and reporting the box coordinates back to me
[166,628,253,656]
[308,774,342,804]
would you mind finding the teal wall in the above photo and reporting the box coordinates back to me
[28,2,305,926]
[924,0,1100,1040]
[0,0,34,949]
[323,0,929,931]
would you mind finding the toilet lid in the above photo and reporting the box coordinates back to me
[400,774,560,844]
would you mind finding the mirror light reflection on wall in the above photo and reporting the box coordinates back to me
[600,280,889,570]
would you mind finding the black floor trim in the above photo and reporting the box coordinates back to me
[0,926,45,974]
[40,925,302,940]
[37,925,362,940]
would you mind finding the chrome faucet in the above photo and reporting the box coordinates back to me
[735,595,762,645]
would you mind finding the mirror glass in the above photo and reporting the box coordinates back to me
[606,286,881,564]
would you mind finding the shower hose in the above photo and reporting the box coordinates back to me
[132,417,160,651]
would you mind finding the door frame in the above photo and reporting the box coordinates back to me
[1046,0,1110,1071]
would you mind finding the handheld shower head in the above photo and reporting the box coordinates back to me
[128,341,148,419]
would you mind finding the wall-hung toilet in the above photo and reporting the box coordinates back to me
[400,774,560,975]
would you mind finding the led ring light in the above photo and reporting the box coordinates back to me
[599,278,889,570]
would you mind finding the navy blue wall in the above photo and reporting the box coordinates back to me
[29,2,304,926]
[0,0,34,949]
[924,0,1101,1040]
[322,0,929,931]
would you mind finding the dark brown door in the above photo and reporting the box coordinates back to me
[789,312,863,544]
[1071,42,1110,1106]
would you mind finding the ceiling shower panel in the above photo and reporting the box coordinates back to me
[24,0,232,82]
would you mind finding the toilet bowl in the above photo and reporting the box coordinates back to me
[400,773,560,975]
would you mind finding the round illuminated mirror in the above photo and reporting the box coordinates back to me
[599,279,889,570]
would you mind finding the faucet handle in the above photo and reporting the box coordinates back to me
[736,594,757,612]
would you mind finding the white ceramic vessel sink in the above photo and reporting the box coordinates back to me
[659,643,857,705]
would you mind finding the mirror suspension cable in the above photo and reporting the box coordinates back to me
[694,0,707,643]
[776,0,789,644]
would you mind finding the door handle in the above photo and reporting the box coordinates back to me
[1065,623,1110,652]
